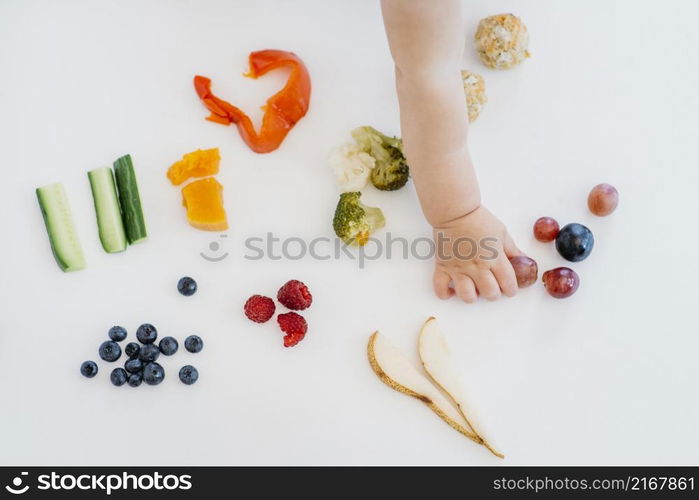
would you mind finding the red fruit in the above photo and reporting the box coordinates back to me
[508,256,538,288]
[533,217,560,242]
[283,332,305,348]
[588,183,619,216]
[244,295,276,323]
[542,267,580,298]
[277,312,308,347]
[277,279,312,310]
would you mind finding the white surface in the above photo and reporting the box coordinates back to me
[1,0,698,465]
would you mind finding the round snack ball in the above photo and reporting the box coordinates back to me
[461,70,487,122]
[475,13,530,70]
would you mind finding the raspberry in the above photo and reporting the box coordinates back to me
[283,332,305,348]
[277,312,307,347]
[277,280,312,310]
[244,295,276,323]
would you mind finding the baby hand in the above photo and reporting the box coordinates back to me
[432,206,522,302]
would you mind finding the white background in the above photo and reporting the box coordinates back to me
[1,0,698,465]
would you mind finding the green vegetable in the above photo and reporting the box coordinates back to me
[351,126,409,191]
[88,167,127,253]
[36,183,86,272]
[113,154,147,244]
[332,191,385,246]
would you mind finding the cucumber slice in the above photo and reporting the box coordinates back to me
[88,167,127,253]
[36,183,86,272]
[113,154,147,244]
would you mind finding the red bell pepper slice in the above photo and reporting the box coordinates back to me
[194,50,311,154]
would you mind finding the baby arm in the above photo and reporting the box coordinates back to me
[381,0,522,301]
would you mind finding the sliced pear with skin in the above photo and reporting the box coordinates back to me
[367,331,482,445]
[418,317,504,458]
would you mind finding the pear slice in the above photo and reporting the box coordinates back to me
[367,331,482,445]
[418,317,504,458]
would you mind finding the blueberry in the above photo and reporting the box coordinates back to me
[555,223,594,262]
[159,336,179,356]
[127,373,142,387]
[108,325,127,342]
[143,362,165,386]
[110,368,128,386]
[136,323,158,344]
[177,277,197,296]
[125,342,140,358]
[80,360,98,378]
[138,344,160,363]
[124,358,143,374]
[98,341,122,362]
[184,335,204,353]
[178,365,199,385]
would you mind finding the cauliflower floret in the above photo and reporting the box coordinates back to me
[475,13,530,70]
[461,70,487,122]
[329,143,376,192]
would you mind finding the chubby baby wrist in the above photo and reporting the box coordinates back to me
[429,202,482,229]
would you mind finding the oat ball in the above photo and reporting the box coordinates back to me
[461,70,487,122]
[475,13,530,70]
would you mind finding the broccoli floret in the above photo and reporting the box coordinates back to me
[332,192,386,246]
[351,126,410,191]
